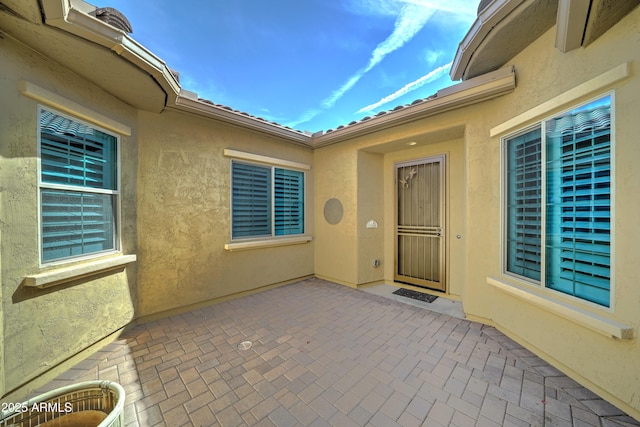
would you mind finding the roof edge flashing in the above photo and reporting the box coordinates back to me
[42,0,180,99]
[173,96,313,146]
[450,0,525,81]
[314,66,516,148]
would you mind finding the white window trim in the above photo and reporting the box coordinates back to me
[20,81,131,136]
[497,92,616,314]
[224,235,312,252]
[37,105,123,267]
[20,86,136,286]
[490,62,629,138]
[486,276,632,339]
[224,149,312,250]
[224,149,311,171]
[25,254,137,288]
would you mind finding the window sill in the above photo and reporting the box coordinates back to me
[225,235,312,252]
[24,254,137,288]
[486,276,633,340]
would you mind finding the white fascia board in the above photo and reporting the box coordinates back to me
[115,35,181,95]
[555,0,591,53]
[43,0,180,96]
[174,95,313,146]
[313,66,516,148]
[450,0,524,81]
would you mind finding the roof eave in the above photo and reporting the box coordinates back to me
[312,66,516,148]
[42,0,180,105]
[450,0,525,81]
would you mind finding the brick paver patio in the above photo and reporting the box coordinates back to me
[31,278,639,426]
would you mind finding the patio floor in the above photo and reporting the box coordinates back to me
[32,278,639,426]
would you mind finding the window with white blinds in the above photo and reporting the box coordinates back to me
[38,107,119,263]
[504,95,612,307]
[231,161,304,239]
[506,127,542,280]
[274,168,304,236]
[232,162,272,238]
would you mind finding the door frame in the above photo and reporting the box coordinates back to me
[394,155,446,292]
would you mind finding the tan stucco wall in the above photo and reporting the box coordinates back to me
[356,151,385,285]
[462,8,640,417]
[314,121,467,296]
[1,1,639,419]
[0,36,138,398]
[135,111,315,317]
[313,7,640,417]
[314,145,359,285]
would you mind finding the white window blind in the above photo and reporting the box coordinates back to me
[505,95,612,307]
[231,162,272,238]
[231,161,304,239]
[545,100,611,306]
[39,108,118,262]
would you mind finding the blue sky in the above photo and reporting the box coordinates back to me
[105,0,480,132]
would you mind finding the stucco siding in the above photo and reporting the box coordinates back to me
[464,8,640,417]
[314,144,359,286]
[314,118,468,296]
[356,151,385,285]
[1,0,639,419]
[0,35,138,397]
[136,111,315,317]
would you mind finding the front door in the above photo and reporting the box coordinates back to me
[395,156,445,291]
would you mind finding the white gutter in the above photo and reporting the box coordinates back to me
[42,0,181,97]
[450,0,524,81]
[313,66,516,148]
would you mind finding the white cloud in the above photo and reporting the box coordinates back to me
[346,0,476,18]
[321,72,365,109]
[321,1,438,109]
[345,0,403,17]
[299,0,477,126]
[398,0,477,18]
[286,108,323,129]
[424,49,443,66]
[357,61,451,113]
[365,4,437,72]
[180,74,226,103]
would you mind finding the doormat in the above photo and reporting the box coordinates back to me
[392,288,438,303]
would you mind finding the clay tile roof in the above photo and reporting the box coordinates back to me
[196,97,308,136]
[91,2,432,139]
[319,92,439,134]
[90,7,133,33]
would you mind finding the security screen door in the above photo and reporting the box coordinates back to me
[395,156,445,291]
